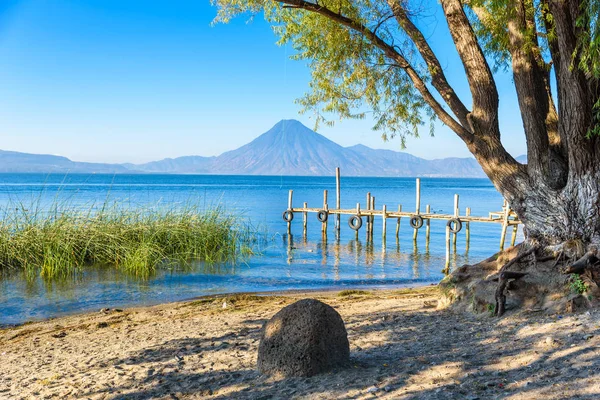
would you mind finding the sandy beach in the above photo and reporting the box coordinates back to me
[2,285,600,399]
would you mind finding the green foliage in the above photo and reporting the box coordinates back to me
[212,0,432,146]
[576,0,600,79]
[212,0,599,142]
[570,274,588,295]
[0,201,256,281]
[575,0,600,138]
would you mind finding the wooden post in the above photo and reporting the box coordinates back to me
[287,190,293,234]
[415,178,421,213]
[444,225,451,274]
[465,207,471,251]
[500,200,510,250]
[382,204,387,241]
[336,167,341,234]
[366,193,371,237]
[322,190,328,234]
[286,230,294,265]
[370,196,375,241]
[510,224,518,247]
[355,202,361,240]
[303,201,308,237]
[395,205,402,239]
[413,178,421,241]
[453,194,459,249]
[425,204,431,250]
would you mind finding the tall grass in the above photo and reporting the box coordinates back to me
[0,201,255,281]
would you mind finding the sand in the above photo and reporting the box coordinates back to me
[2,286,600,399]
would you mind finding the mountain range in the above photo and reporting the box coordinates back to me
[1,120,525,177]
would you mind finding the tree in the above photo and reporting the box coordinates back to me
[212,0,600,247]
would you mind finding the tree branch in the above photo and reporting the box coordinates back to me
[277,0,529,197]
[548,0,599,177]
[386,0,471,130]
[440,0,499,137]
[276,0,474,143]
[506,0,553,183]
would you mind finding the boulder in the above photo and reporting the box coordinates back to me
[257,298,350,377]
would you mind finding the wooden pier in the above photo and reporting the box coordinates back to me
[282,168,521,273]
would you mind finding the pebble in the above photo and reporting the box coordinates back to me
[366,386,379,393]
[583,334,594,340]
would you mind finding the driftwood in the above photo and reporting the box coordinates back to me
[494,245,540,317]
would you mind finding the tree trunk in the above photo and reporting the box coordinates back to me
[499,167,600,245]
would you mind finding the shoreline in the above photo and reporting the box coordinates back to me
[2,285,600,399]
[1,281,438,328]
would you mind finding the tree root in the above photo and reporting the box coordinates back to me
[564,251,600,275]
[441,241,600,316]
[494,245,540,317]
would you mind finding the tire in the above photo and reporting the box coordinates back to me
[282,210,294,223]
[317,210,329,223]
[409,215,424,229]
[348,215,363,231]
[447,218,462,233]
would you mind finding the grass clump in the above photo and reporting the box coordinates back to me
[338,289,370,297]
[0,201,255,280]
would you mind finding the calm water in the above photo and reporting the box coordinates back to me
[0,173,519,325]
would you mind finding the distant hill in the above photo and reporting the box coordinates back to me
[0,150,130,173]
[0,120,524,177]
[134,155,215,173]
[130,120,488,177]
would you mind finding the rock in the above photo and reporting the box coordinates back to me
[367,386,379,393]
[566,294,591,313]
[257,299,350,377]
[583,334,594,340]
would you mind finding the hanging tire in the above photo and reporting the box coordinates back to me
[447,218,462,233]
[317,210,329,222]
[409,215,424,229]
[282,210,294,223]
[348,215,363,231]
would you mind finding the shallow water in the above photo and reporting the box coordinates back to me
[0,173,521,325]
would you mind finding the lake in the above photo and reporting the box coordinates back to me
[0,173,519,325]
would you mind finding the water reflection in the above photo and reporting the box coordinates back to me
[280,233,455,281]
[2,231,484,325]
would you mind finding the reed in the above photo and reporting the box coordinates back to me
[0,200,255,280]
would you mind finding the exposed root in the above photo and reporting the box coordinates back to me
[494,245,539,317]
[564,251,600,275]
[439,240,600,316]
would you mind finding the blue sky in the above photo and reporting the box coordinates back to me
[0,0,527,163]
